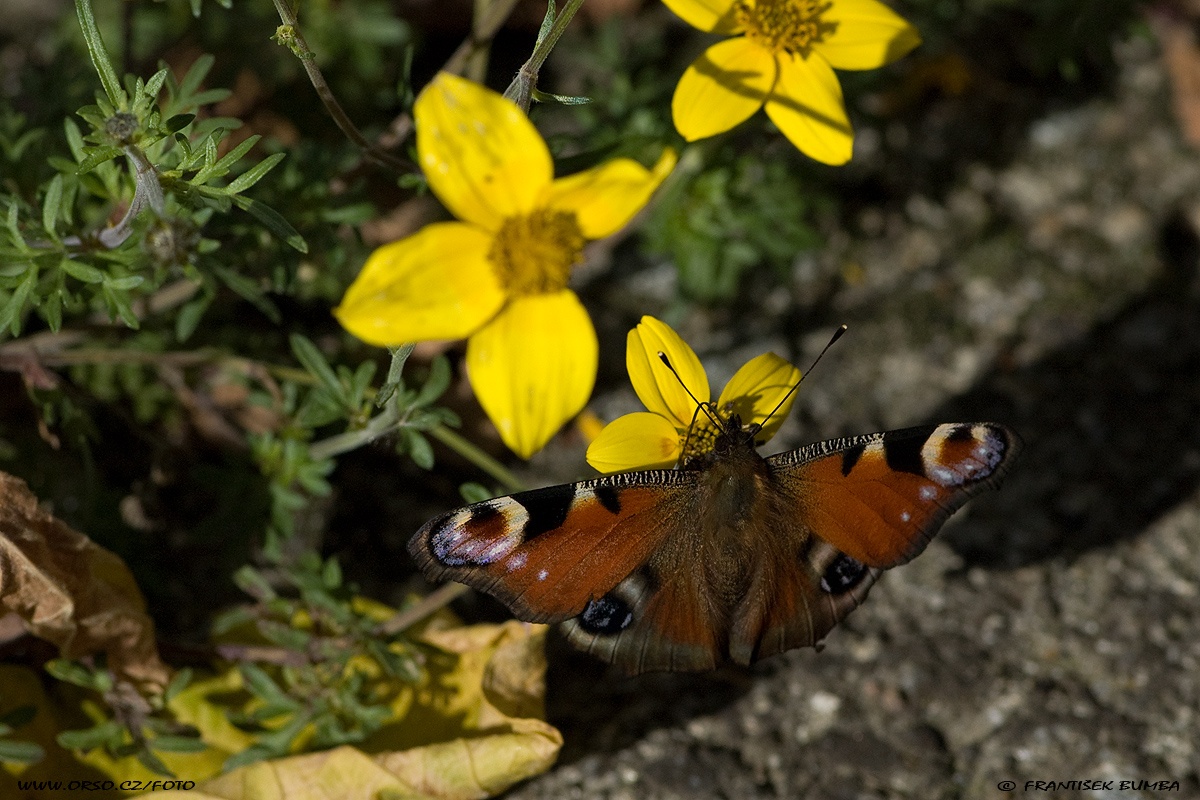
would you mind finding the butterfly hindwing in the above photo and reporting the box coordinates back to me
[768,422,1020,569]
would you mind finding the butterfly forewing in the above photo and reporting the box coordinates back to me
[409,471,697,623]
[769,422,1021,568]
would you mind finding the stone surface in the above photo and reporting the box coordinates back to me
[505,35,1200,800]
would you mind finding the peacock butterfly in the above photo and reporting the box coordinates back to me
[409,343,1020,674]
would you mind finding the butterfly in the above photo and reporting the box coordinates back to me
[409,355,1020,673]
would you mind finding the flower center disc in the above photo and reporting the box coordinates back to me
[735,0,835,57]
[489,209,586,295]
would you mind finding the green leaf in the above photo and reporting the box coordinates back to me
[63,118,86,161]
[210,606,256,636]
[45,658,100,690]
[231,196,308,253]
[197,134,259,183]
[0,739,45,765]
[213,265,280,323]
[57,719,123,752]
[225,152,285,195]
[239,664,291,706]
[74,0,126,107]
[4,201,27,252]
[42,173,63,235]
[321,557,342,589]
[404,428,434,470]
[223,744,275,772]
[290,335,344,400]
[105,275,144,290]
[348,361,377,406]
[101,282,140,329]
[76,145,123,175]
[232,565,276,601]
[174,294,211,341]
[177,53,214,101]
[151,734,208,753]
[42,291,63,332]
[61,259,106,284]
[161,669,191,705]
[143,67,169,101]
[136,747,174,777]
[459,482,493,504]
[531,88,591,106]
[0,269,36,336]
[413,356,450,407]
[165,113,195,133]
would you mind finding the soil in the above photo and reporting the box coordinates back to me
[499,34,1200,800]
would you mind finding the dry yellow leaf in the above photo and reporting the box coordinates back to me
[138,619,560,800]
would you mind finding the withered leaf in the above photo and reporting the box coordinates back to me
[0,472,169,696]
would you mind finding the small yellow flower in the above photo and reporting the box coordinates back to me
[336,74,676,459]
[586,316,802,472]
[665,0,921,164]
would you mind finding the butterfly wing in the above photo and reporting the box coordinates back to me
[768,422,1021,568]
[730,423,1020,664]
[412,470,738,671]
[412,422,1019,674]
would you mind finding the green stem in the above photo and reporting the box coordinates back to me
[3,336,525,492]
[376,582,470,636]
[442,0,522,77]
[307,405,399,462]
[429,424,525,493]
[504,0,587,111]
[271,0,412,173]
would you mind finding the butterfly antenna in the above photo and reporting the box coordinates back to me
[657,352,724,430]
[757,325,848,430]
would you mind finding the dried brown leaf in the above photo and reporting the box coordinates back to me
[0,472,169,695]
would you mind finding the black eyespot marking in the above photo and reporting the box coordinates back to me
[883,429,929,476]
[841,442,866,476]
[467,503,500,527]
[820,553,868,594]
[595,484,622,514]
[946,424,975,442]
[516,483,575,539]
[578,594,634,635]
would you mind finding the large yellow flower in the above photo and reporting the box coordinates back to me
[665,0,921,164]
[586,316,802,472]
[336,74,676,458]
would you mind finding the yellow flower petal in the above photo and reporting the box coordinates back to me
[672,38,776,142]
[416,73,553,230]
[586,412,682,473]
[716,352,802,443]
[817,0,921,71]
[541,149,677,240]
[661,0,741,34]
[765,52,853,165]
[335,222,503,346]
[466,290,597,459]
[626,316,709,428]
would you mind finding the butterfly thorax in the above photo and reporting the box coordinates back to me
[681,411,760,470]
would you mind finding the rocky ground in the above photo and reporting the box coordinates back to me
[499,34,1200,800]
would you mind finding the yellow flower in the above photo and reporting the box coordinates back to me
[336,74,676,459]
[665,0,921,164]
[586,316,801,472]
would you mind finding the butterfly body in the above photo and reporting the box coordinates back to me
[410,421,1019,674]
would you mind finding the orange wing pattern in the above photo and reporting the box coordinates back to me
[770,423,1020,568]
